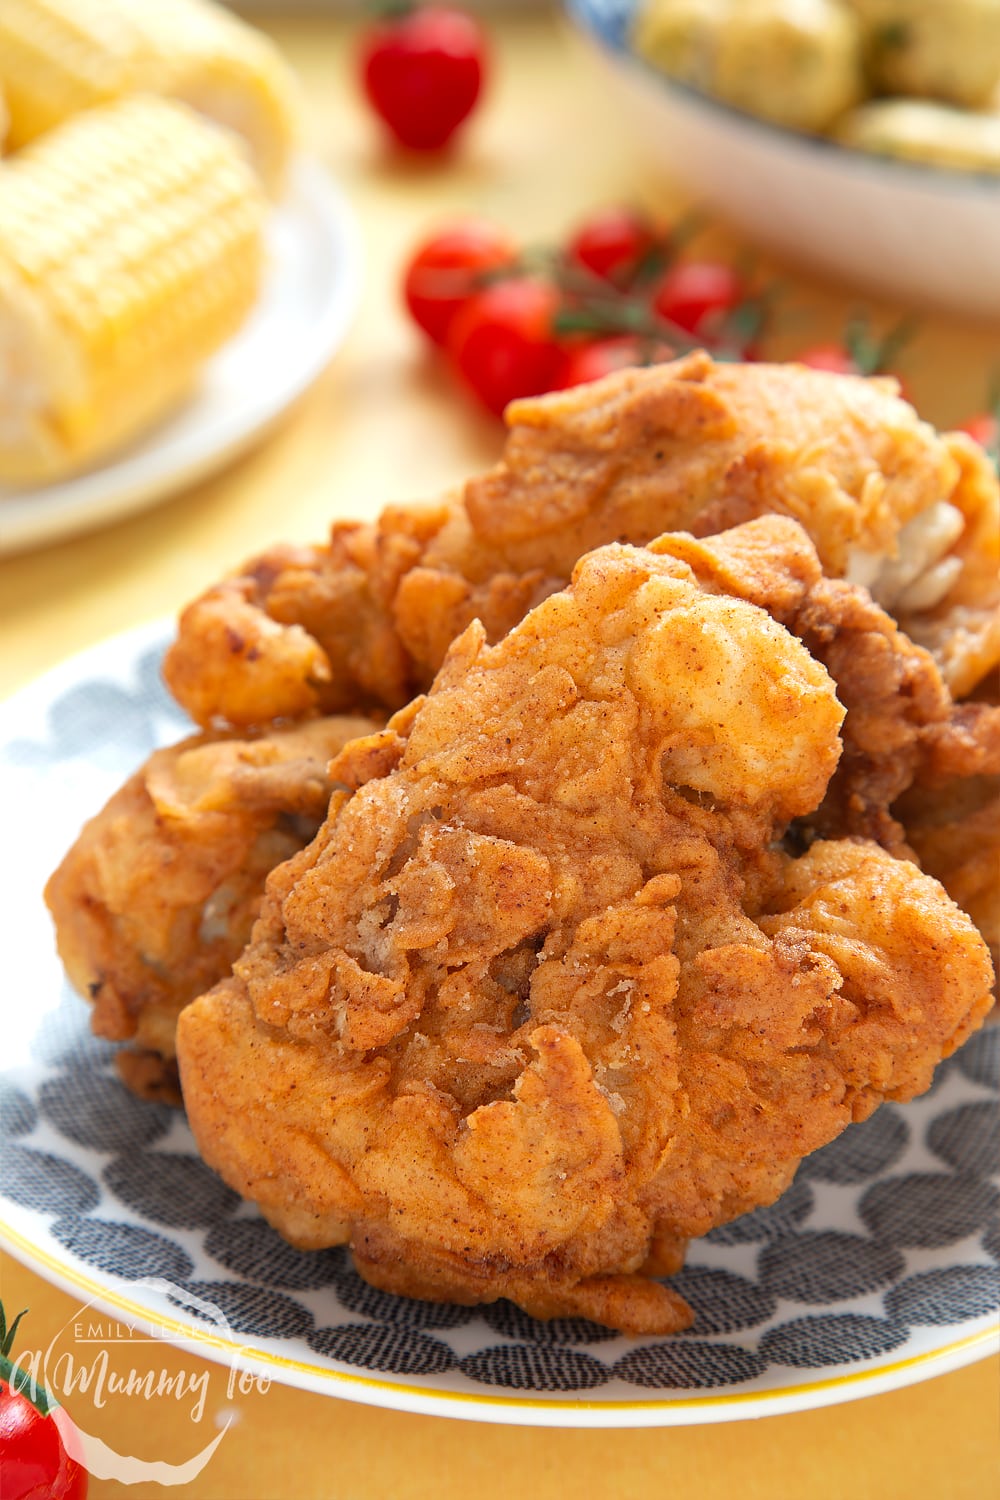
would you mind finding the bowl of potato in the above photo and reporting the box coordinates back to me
[567,0,1000,318]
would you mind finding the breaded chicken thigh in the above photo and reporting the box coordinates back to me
[177,534,993,1334]
[45,714,378,1100]
[163,355,998,729]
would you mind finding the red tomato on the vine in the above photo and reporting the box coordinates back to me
[448,277,564,416]
[0,1395,87,1500]
[566,208,656,285]
[558,335,674,389]
[959,412,998,451]
[0,1308,88,1500]
[651,261,743,336]
[360,6,487,151]
[796,343,914,401]
[403,222,516,347]
[795,344,860,376]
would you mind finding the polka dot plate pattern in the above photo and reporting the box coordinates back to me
[0,624,997,1427]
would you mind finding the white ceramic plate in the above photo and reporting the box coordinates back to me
[0,624,997,1428]
[567,0,1000,319]
[0,158,361,558]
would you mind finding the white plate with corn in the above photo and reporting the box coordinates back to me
[0,0,361,555]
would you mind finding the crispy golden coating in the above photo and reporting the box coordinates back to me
[666,517,1000,852]
[688,520,1000,953]
[163,355,998,729]
[49,515,995,1109]
[45,714,378,1097]
[894,684,1000,960]
[899,433,1000,701]
[177,532,993,1335]
[897,775,1000,962]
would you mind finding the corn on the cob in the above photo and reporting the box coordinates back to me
[0,94,266,485]
[0,0,298,193]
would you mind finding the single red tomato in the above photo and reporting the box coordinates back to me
[0,1389,88,1500]
[0,1308,88,1500]
[795,344,859,375]
[651,260,743,337]
[566,208,657,285]
[959,412,998,450]
[796,344,914,402]
[448,277,563,416]
[360,6,487,151]
[402,222,516,346]
[558,335,674,388]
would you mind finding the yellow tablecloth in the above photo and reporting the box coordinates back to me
[1,12,997,1498]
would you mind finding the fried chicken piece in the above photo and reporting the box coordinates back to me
[896,774,1000,963]
[893,676,1000,960]
[678,522,1000,945]
[49,517,994,1108]
[897,433,1000,700]
[177,536,993,1335]
[45,714,378,1099]
[163,354,998,730]
[659,516,1000,852]
[648,837,993,1244]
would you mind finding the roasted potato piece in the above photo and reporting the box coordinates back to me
[633,0,863,133]
[848,0,1000,109]
[836,97,1000,171]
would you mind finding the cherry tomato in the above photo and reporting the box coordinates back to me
[651,261,743,337]
[1,1307,88,1500]
[558,335,674,389]
[795,344,859,375]
[796,344,914,402]
[402,222,516,347]
[360,6,487,152]
[447,277,564,416]
[566,208,657,285]
[959,412,998,450]
[0,1385,87,1500]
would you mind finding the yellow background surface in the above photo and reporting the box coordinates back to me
[1,11,998,1497]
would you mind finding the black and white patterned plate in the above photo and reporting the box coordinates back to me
[1,624,997,1427]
